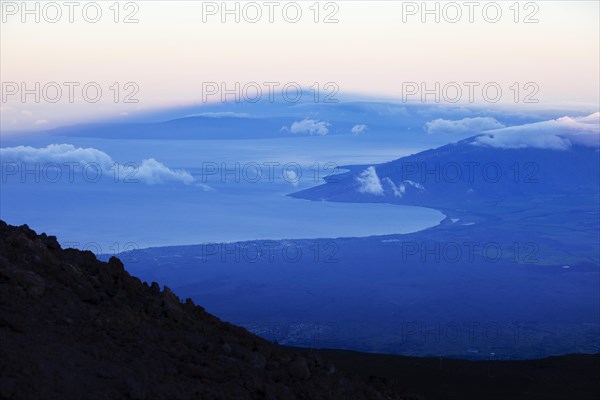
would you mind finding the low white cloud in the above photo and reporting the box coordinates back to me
[0,144,195,185]
[404,180,425,190]
[384,178,425,198]
[134,158,195,185]
[475,112,600,150]
[289,118,330,136]
[356,166,384,195]
[351,124,368,135]
[384,178,405,198]
[34,119,49,125]
[425,117,505,135]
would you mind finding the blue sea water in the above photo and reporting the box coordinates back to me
[0,136,444,252]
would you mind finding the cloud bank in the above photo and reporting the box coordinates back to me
[475,112,600,150]
[0,144,195,185]
[425,117,505,135]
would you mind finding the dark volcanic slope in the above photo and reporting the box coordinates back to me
[0,221,413,400]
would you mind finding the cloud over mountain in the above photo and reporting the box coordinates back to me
[356,166,384,195]
[475,112,600,150]
[384,178,425,198]
[425,117,505,135]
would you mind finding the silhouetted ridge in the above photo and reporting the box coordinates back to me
[0,220,415,400]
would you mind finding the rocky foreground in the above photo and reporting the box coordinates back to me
[0,221,415,400]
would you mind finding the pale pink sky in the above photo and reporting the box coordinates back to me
[1,1,599,130]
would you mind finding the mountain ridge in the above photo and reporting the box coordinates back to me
[290,135,600,207]
[0,220,413,400]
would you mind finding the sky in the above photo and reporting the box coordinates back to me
[1,0,599,131]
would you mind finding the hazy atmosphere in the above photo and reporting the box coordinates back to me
[1,1,599,399]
